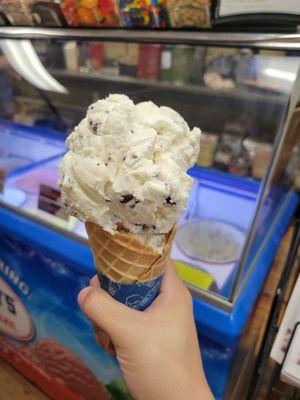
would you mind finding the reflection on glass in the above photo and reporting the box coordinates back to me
[231,72,300,301]
[0,40,67,93]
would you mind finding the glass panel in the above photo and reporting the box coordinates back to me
[231,68,300,301]
[0,38,299,303]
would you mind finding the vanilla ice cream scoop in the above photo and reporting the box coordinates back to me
[58,94,200,253]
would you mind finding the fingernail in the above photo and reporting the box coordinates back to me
[90,275,100,287]
[78,286,91,308]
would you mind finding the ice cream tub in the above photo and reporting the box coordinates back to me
[98,272,163,311]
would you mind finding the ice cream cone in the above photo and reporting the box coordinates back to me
[59,94,199,310]
[85,222,176,284]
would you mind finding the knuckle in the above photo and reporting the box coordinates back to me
[82,289,100,314]
[89,274,99,286]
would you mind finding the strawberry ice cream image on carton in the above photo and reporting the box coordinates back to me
[0,233,132,400]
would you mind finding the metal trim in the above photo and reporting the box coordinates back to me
[230,65,300,302]
[189,284,233,311]
[0,27,300,49]
[232,191,298,303]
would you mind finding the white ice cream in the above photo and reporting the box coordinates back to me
[58,94,200,253]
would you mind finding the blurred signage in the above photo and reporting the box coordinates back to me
[0,275,35,341]
[218,0,300,16]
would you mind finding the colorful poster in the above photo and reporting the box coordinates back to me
[0,231,131,400]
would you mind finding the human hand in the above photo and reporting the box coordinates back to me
[78,259,214,400]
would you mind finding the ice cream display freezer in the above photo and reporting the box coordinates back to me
[0,30,299,400]
[0,123,298,399]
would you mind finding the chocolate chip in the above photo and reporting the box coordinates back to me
[166,196,176,205]
[131,154,138,159]
[94,123,100,132]
[97,163,100,166]
[105,199,111,203]
[129,200,139,209]
[120,194,140,209]
[105,163,108,166]
[135,223,146,230]
[120,194,134,204]
[89,120,101,133]
[122,156,126,162]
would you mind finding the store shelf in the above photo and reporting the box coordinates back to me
[0,27,300,50]
[50,69,286,105]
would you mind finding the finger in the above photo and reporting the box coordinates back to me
[97,329,111,349]
[78,286,139,339]
[92,322,107,340]
[146,258,189,312]
[92,323,116,356]
[106,342,116,357]
[92,321,102,335]
[90,275,100,287]
[160,257,185,294]
[97,331,116,357]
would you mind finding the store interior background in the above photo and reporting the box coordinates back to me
[0,1,299,400]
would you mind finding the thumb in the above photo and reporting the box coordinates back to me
[147,258,191,311]
[159,257,188,299]
[78,286,138,340]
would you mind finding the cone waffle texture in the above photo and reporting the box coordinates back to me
[85,222,176,284]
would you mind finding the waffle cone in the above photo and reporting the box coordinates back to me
[85,222,176,284]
